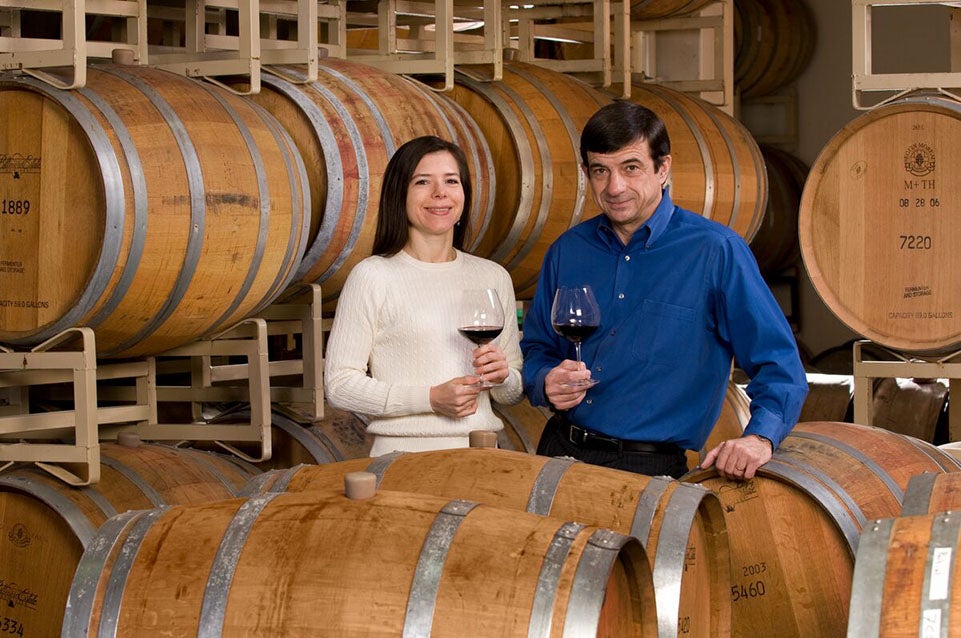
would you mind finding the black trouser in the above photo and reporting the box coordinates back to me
[537,414,689,478]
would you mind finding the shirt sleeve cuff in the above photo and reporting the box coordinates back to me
[744,405,791,449]
[526,366,551,407]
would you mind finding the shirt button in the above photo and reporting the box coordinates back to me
[618,293,625,299]
[610,329,616,336]
[595,366,602,372]
[586,398,593,405]
[624,255,631,261]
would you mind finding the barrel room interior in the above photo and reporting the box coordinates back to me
[2,1,961,637]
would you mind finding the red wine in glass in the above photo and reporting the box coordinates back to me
[458,325,504,345]
[552,323,598,342]
[459,288,505,388]
[551,285,600,388]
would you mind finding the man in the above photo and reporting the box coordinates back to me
[521,101,808,480]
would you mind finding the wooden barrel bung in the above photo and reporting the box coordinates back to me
[799,93,961,355]
[63,489,657,637]
[0,64,310,357]
[343,471,377,500]
[247,448,732,638]
[468,429,498,448]
[683,420,961,637]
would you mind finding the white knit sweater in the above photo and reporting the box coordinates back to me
[324,250,524,443]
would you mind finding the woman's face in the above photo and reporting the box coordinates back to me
[405,150,465,241]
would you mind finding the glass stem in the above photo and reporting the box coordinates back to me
[574,341,583,364]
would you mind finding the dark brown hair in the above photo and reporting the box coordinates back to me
[580,101,671,171]
[372,135,473,256]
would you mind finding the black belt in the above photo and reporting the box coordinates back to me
[561,420,683,455]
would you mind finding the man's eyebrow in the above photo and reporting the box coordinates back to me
[588,156,644,169]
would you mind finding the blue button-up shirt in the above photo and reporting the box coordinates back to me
[521,190,808,450]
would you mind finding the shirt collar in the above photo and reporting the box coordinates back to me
[596,188,676,250]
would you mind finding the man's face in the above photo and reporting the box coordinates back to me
[585,138,671,243]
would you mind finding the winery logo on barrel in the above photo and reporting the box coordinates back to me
[904,143,935,177]
[0,579,38,610]
[0,153,40,179]
[6,524,30,548]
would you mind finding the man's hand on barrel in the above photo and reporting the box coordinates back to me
[700,434,773,481]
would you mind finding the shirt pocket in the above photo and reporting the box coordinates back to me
[631,298,698,367]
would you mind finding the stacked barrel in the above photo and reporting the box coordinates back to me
[0,11,769,629]
[0,59,771,355]
[6,420,958,637]
[731,0,817,281]
[12,2,961,638]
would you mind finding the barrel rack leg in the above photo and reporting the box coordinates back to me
[131,283,326,462]
[0,328,111,485]
[852,339,961,441]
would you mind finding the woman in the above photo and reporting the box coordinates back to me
[324,136,524,456]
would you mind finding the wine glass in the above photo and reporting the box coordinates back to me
[458,288,505,388]
[551,285,600,388]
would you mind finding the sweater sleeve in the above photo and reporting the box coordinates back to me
[323,261,434,417]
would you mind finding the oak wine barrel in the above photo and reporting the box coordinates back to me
[196,404,373,470]
[938,441,961,464]
[902,470,961,516]
[449,60,613,300]
[240,58,494,308]
[0,441,257,637]
[491,397,552,453]
[750,145,808,276]
[733,0,817,98]
[683,420,961,637]
[848,511,961,637]
[799,373,854,423]
[0,64,310,357]
[799,93,961,354]
[62,488,657,637]
[631,0,716,19]
[246,447,731,638]
[616,82,768,243]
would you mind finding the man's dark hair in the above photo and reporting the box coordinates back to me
[580,101,671,171]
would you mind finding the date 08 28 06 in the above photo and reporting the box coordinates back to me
[1,200,30,215]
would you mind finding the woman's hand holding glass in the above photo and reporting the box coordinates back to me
[429,378,481,418]
[469,342,510,386]
[459,289,506,388]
